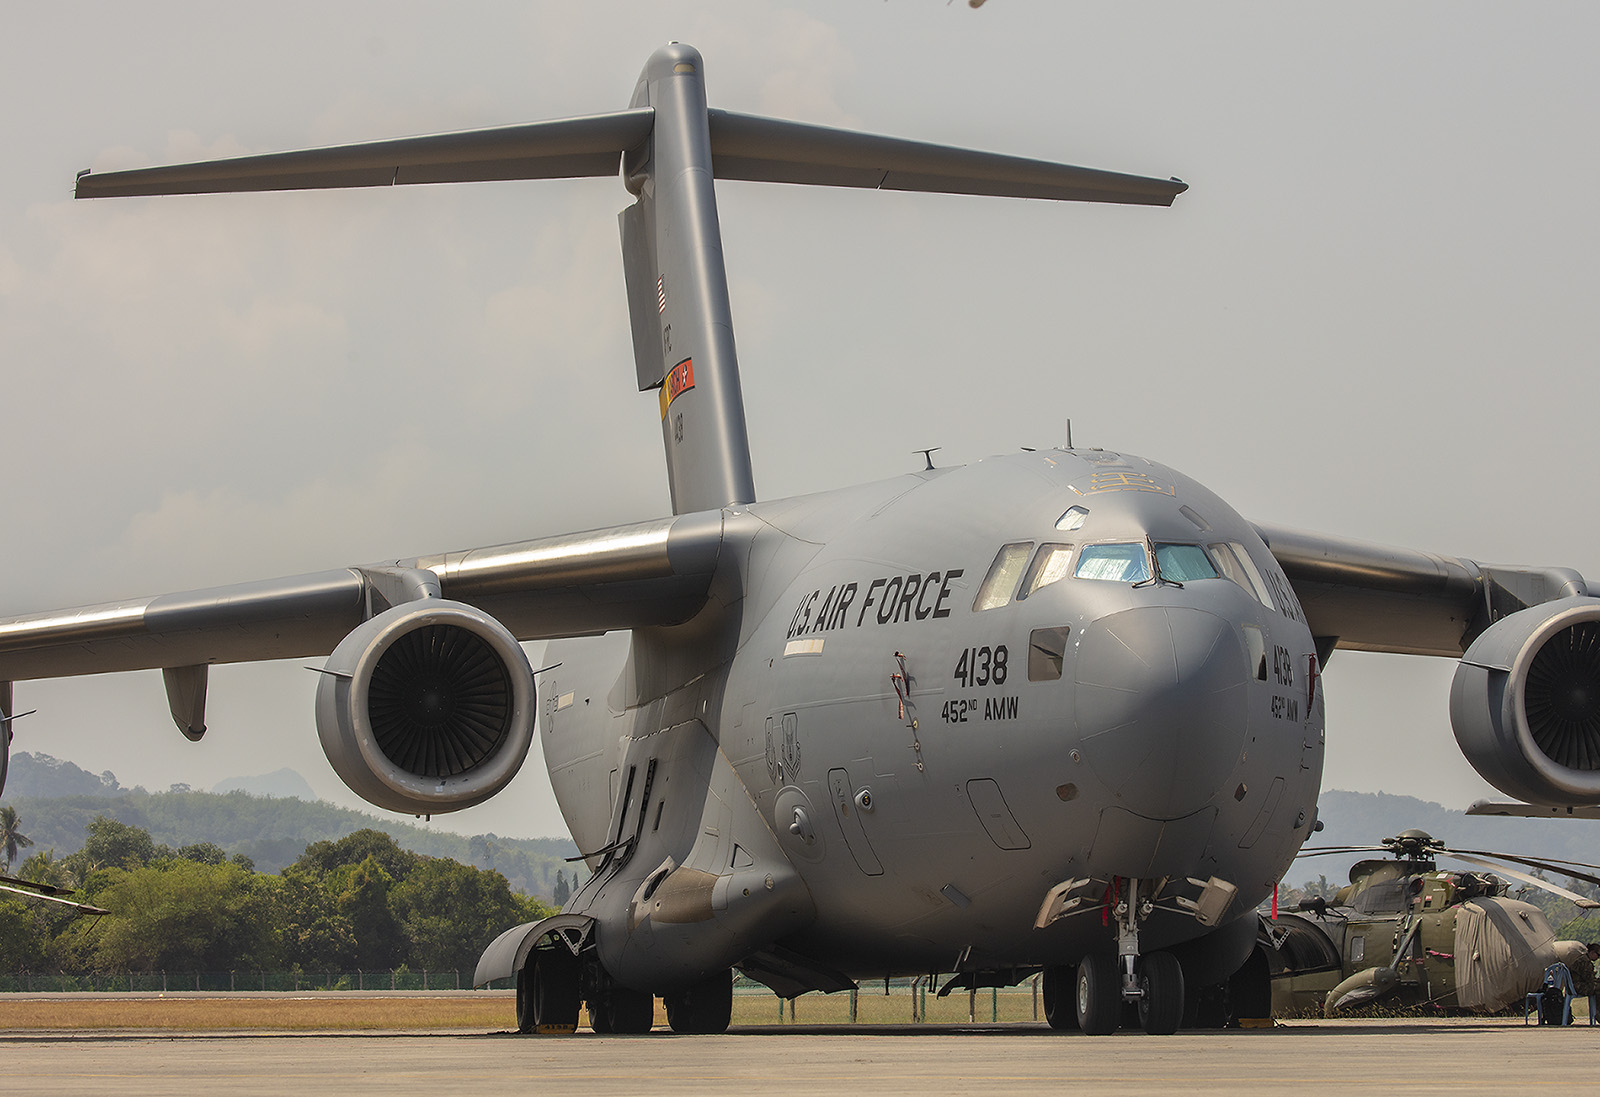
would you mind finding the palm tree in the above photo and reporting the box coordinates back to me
[0,804,34,872]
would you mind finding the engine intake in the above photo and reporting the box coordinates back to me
[1450,597,1600,805]
[316,599,536,814]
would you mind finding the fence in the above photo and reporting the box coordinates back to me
[0,970,1046,1025]
[0,970,475,993]
[732,975,1043,1025]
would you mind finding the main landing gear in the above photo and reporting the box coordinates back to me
[515,948,733,1035]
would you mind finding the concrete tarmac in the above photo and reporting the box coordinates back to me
[2,1019,1590,1096]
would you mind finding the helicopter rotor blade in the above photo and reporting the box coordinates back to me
[1448,847,1600,875]
[1443,848,1600,891]
[1441,852,1600,908]
[1293,846,1389,859]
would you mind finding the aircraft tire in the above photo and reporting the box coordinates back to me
[603,986,656,1034]
[521,947,580,1033]
[1041,966,1079,1031]
[665,969,733,1034]
[1137,952,1185,1035]
[515,968,536,1033]
[1075,955,1121,1036]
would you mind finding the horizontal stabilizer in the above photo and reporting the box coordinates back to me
[75,108,654,197]
[706,109,1186,205]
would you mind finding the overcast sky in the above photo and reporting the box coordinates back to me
[2,3,1596,842]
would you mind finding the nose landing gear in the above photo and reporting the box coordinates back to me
[1046,876,1187,1035]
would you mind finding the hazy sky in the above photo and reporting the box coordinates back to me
[2,3,1597,841]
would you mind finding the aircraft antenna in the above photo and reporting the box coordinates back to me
[914,447,940,471]
[1065,418,1073,449]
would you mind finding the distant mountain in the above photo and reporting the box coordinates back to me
[1,754,579,900]
[211,768,318,801]
[5,751,124,798]
[1300,789,1600,891]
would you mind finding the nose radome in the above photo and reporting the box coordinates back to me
[1073,606,1250,818]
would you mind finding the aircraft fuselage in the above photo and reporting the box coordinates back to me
[544,446,1324,986]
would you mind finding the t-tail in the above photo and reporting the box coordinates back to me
[76,42,1186,515]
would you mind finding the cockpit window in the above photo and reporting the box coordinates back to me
[1073,543,1151,583]
[1153,543,1218,582]
[1056,506,1088,532]
[1018,543,1075,599]
[1210,542,1275,609]
[973,542,1033,612]
[1028,626,1071,681]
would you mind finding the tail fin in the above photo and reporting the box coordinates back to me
[76,43,1185,516]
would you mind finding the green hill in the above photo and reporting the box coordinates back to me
[3,754,579,901]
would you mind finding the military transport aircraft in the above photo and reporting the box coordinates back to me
[0,43,1596,1036]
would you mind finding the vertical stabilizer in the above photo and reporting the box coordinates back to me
[620,44,757,516]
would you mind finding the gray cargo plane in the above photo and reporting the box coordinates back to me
[1,43,1596,1036]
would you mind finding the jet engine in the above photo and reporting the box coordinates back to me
[1450,597,1600,805]
[315,599,536,814]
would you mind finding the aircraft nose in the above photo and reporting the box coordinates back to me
[1073,606,1250,819]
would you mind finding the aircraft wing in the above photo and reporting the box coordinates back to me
[0,512,724,681]
[1254,521,1591,657]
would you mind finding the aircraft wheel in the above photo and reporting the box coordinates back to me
[1041,966,1079,1031]
[601,986,656,1034]
[519,947,579,1033]
[665,969,733,1034]
[1076,954,1121,1036]
[1137,952,1185,1035]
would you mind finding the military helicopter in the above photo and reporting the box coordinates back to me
[1254,830,1600,1016]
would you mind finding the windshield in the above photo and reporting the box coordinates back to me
[1073,543,1150,583]
[1153,543,1218,582]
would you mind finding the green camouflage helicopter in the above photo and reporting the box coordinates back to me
[1254,830,1600,1016]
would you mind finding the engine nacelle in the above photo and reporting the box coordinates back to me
[316,599,536,815]
[1450,597,1600,805]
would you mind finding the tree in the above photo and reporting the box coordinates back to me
[92,860,282,972]
[16,849,74,890]
[391,859,550,971]
[278,865,357,972]
[294,829,421,883]
[67,815,156,874]
[552,870,571,906]
[0,896,49,971]
[176,841,228,866]
[0,806,33,872]
[0,805,34,872]
[336,856,404,971]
